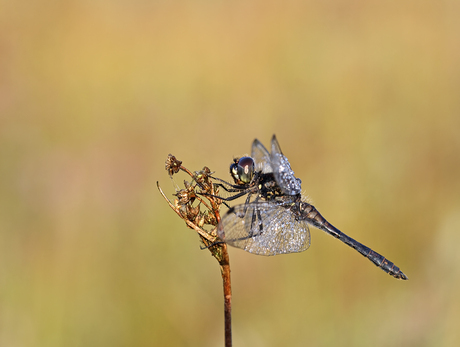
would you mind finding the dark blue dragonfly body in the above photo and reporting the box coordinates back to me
[215,135,408,280]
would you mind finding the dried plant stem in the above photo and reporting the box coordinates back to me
[159,155,232,346]
[220,245,232,347]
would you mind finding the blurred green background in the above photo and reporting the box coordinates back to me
[1,1,459,346]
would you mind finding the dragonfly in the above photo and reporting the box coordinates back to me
[211,135,408,280]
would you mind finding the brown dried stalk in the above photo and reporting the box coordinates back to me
[157,154,232,347]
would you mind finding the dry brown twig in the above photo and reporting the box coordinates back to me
[157,154,232,347]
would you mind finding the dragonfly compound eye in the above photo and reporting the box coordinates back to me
[230,156,254,185]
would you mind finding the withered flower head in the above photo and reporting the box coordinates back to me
[194,166,213,192]
[174,180,196,205]
[165,154,182,176]
[158,155,225,260]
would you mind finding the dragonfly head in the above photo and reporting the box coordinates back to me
[230,156,255,185]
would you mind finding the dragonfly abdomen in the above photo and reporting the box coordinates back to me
[298,202,408,280]
[338,231,408,280]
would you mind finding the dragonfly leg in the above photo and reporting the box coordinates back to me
[210,176,249,190]
[200,188,254,202]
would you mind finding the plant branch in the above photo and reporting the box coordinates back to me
[159,154,232,347]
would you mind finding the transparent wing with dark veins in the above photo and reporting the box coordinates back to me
[270,135,302,195]
[251,139,273,174]
[218,201,311,256]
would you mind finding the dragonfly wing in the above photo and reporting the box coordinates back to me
[270,135,302,195]
[252,139,273,174]
[218,201,311,256]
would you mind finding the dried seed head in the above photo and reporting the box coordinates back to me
[174,181,196,205]
[203,210,218,226]
[194,167,213,192]
[165,154,182,176]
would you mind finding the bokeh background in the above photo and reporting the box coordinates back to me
[1,1,459,346]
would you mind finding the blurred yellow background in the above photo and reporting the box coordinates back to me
[1,1,459,346]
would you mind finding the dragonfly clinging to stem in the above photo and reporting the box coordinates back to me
[211,135,408,280]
